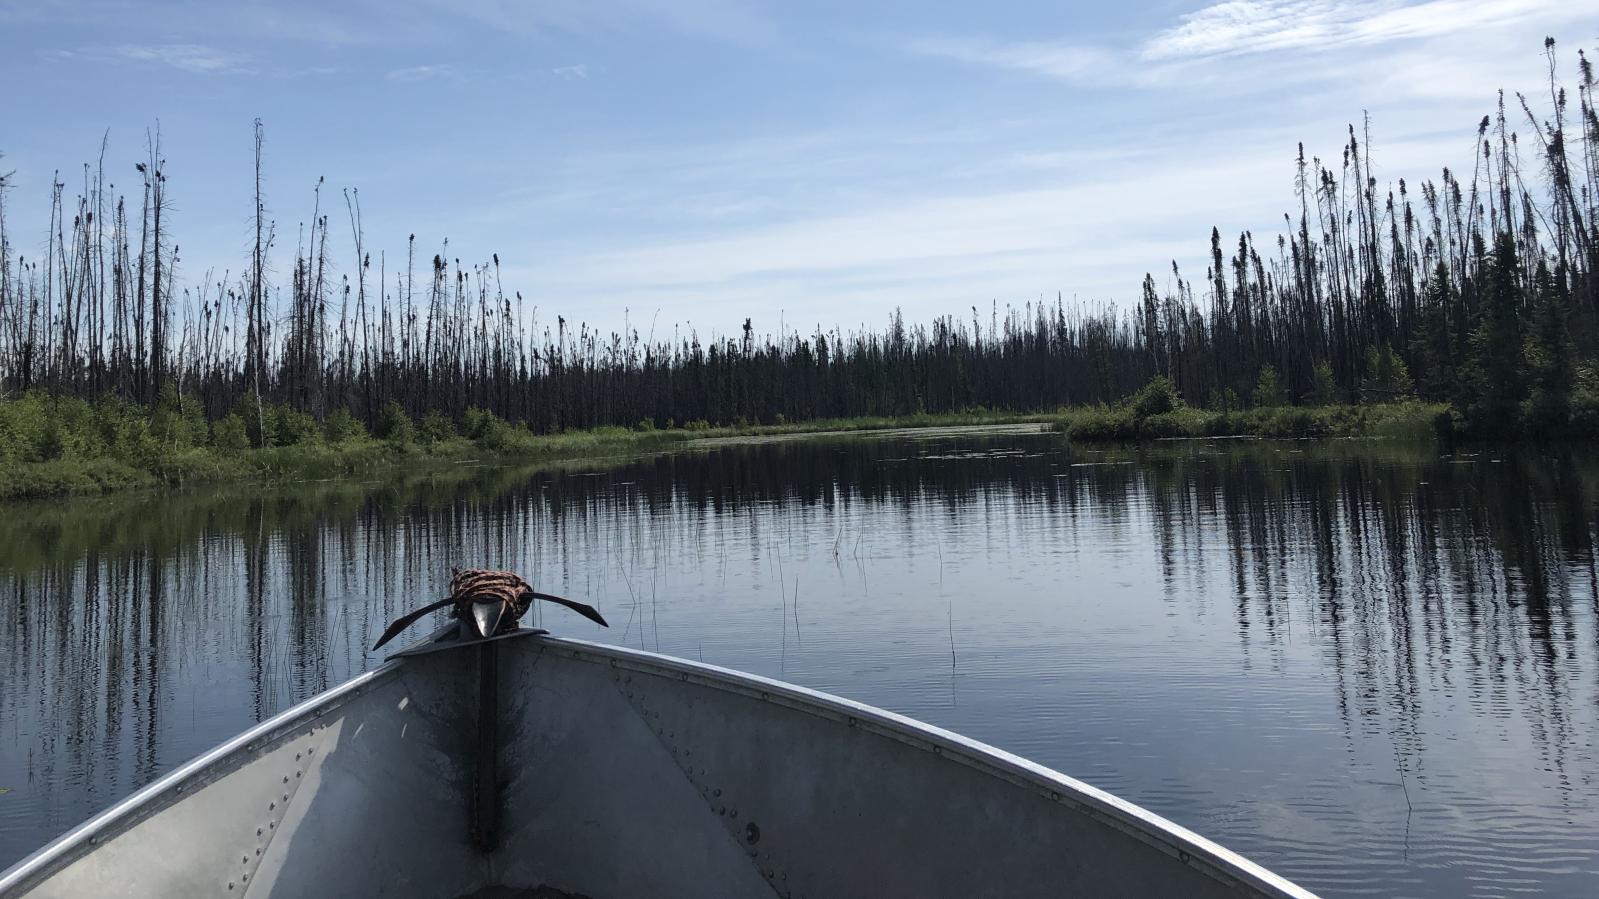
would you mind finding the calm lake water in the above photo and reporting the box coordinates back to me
[2,426,1598,897]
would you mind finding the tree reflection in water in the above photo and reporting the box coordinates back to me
[2,433,1596,896]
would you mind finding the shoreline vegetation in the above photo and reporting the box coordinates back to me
[2,36,1597,499]
[0,384,1461,501]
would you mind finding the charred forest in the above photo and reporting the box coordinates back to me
[2,38,1598,445]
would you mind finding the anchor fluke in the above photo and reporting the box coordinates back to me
[372,598,453,651]
[531,590,609,628]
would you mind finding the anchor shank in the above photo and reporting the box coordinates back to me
[470,639,500,852]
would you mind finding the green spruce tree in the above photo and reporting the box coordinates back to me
[1253,365,1289,407]
[1523,261,1575,433]
[1361,344,1414,403]
[1310,360,1339,405]
[1464,232,1527,433]
[1410,263,1456,403]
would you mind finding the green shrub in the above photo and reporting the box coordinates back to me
[1208,387,1242,412]
[1064,405,1136,440]
[93,398,151,457]
[418,410,456,445]
[1137,411,1187,438]
[1365,401,1450,440]
[461,407,504,440]
[148,385,208,448]
[459,407,534,452]
[212,413,251,452]
[36,421,67,461]
[481,420,534,453]
[323,407,367,443]
[0,418,17,464]
[0,396,40,461]
[270,405,321,446]
[1569,364,1599,436]
[1253,407,1318,438]
[0,393,106,461]
[375,401,416,445]
[225,398,271,448]
[1130,376,1180,418]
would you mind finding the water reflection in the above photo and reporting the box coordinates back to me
[2,432,1597,897]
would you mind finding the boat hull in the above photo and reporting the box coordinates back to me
[0,633,1316,898]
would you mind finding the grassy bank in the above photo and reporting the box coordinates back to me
[0,412,688,501]
[0,393,1067,501]
[0,386,1534,502]
[1058,399,1454,441]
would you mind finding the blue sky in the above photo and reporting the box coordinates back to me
[0,0,1591,339]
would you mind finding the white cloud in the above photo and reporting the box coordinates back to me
[45,42,255,73]
[513,142,1313,323]
[386,64,455,82]
[42,43,350,79]
[1143,0,1567,60]
[6,0,777,49]
[5,0,375,46]
[360,0,780,48]
[552,63,591,80]
[905,37,1121,82]
[474,73,1520,333]
[116,42,249,72]
[903,0,1582,106]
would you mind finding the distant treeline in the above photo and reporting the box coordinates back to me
[1,38,1597,437]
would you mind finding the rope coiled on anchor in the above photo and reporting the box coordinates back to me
[447,568,533,631]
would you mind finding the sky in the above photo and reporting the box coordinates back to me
[0,0,1593,340]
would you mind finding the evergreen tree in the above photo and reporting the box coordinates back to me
[1361,344,1414,403]
[1253,366,1289,407]
[1310,360,1339,405]
[1524,261,1575,432]
[1410,264,1456,403]
[1464,232,1527,432]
